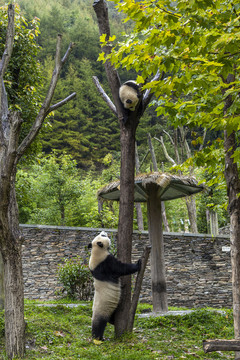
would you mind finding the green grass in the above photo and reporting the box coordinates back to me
[0,301,235,359]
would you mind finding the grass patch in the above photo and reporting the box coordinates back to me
[0,301,234,359]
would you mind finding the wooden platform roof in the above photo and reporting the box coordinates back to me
[98,172,205,202]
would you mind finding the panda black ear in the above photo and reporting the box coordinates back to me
[97,241,103,248]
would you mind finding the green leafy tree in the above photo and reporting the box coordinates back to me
[27,153,82,226]
[106,0,240,352]
[16,152,120,228]
[0,4,75,357]
[0,4,44,159]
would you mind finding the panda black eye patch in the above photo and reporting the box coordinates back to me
[97,242,103,248]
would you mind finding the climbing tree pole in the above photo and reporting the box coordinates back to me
[93,0,159,336]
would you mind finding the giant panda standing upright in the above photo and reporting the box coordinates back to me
[88,231,141,340]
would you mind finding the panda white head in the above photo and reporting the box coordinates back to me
[88,232,111,270]
[119,80,141,111]
[91,231,111,251]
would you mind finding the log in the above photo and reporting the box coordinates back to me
[127,245,151,331]
[203,339,240,353]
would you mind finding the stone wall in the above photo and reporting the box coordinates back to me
[21,225,232,308]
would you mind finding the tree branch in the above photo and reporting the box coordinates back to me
[92,76,117,116]
[93,0,122,119]
[154,136,176,165]
[179,126,191,158]
[162,129,174,146]
[0,4,15,79]
[199,128,207,151]
[142,70,164,112]
[127,245,151,331]
[0,4,15,143]
[16,36,74,161]
[47,92,77,114]
[148,133,158,171]
[139,149,150,171]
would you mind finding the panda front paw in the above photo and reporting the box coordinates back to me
[137,259,142,272]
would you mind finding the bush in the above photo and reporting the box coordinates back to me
[0,311,4,337]
[57,257,93,300]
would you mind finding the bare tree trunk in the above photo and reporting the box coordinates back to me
[209,210,219,236]
[115,119,138,336]
[3,240,25,358]
[127,245,151,331]
[0,7,75,357]
[135,143,144,231]
[221,71,240,360]
[135,204,144,231]
[185,196,198,233]
[93,0,161,338]
[0,112,25,358]
[147,134,170,232]
[224,130,240,360]
[147,184,168,313]
[155,133,198,233]
[0,251,3,310]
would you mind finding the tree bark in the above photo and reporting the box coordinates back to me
[221,71,240,360]
[155,132,198,233]
[3,239,25,359]
[185,196,198,233]
[127,245,151,331]
[203,339,240,353]
[224,130,240,360]
[135,143,144,231]
[0,111,24,358]
[0,251,3,310]
[147,134,170,232]
[93,0,161,338]
[114,117,139,336]
[147,184,168,313]
[0,7,75,357]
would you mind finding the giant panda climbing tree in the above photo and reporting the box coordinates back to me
[93,0,160,336]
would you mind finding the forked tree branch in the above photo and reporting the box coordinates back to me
[154,136,176,165]
[16,35,75,161]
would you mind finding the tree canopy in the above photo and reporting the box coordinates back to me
[105,0,240,181]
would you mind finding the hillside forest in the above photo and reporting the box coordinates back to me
[0,0,229,233]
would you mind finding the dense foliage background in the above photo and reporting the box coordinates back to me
[0,0,229,232]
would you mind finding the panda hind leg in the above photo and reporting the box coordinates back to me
[109,309,116,325]
[92,317,107,341]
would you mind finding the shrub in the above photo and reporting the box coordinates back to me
[0,311,4,337]
[57,257,93,300]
